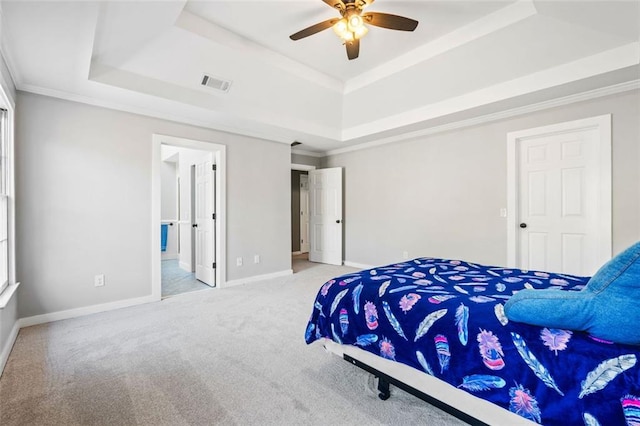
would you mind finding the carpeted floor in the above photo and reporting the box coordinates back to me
[0,257,463,425]
[162,259,211,297]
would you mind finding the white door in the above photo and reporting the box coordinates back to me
[508,116,611,276]
[300,174,310,253]
[195,154,215,286]
[309,167,343,265]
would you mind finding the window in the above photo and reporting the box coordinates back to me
[0,109,8,294]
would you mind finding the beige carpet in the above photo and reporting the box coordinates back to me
[0,258,464,425]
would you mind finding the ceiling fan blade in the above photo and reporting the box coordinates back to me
[290,18,340,41]
[322,0,346,12]
[362,12,419,31]
[346,38,360,60]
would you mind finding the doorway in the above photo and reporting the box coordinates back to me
[291,163,315,271]
[160,145,215,296]
[152,135,226,301]
[291,169,311,255]
[506,115,611,276]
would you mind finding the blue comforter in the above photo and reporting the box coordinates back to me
[305,258,640,425]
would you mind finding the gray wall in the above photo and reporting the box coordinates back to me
[323,90,640,267]
[291,153,321,168]
[16,92,291,318]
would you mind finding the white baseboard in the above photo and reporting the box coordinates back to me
[344,261,375,270]
[179,261,191,272]
[18,295,157,328]
[0,320,19,376]
[161,254,178,260]
[291,251,302,255]
[224,269,293,288]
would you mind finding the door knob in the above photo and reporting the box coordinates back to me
[192,224,198,228]
[336,220,341,224]
[519,223,527,229]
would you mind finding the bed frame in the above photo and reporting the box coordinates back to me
[321,339,534,426]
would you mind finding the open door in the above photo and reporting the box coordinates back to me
[194,154,215,286]
[309,167,343,265]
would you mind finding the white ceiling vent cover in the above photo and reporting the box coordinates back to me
[201,74,232,93]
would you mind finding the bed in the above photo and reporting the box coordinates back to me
[305,257,640,425]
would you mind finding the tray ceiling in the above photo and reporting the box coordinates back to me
[2,0,639,154]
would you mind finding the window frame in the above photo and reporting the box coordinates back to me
[0,92,15,302]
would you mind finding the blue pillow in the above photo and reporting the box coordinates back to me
[504,241,640,345]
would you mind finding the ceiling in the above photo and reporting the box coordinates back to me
[2,0,639,155]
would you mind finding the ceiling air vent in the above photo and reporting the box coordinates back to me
[201,74,232,93]
[291,141,302,147]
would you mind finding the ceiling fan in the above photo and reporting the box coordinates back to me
[289,0,419,60]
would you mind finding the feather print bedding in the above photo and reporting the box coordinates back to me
[305,257,640,425]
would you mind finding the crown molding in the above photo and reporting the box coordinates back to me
[18,83,296,146]
[15,77,639,161]
[291,148,324,158]
[325,79,640,157]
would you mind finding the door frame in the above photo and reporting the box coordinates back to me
[506,114,612,269]
[299,174,310,254]
[291,163,316,255]
[152,134,226,300]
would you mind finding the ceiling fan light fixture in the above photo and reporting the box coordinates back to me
[332,18,347,35]
[333,16,368,41]
[347,14,364,32]
[332,18,354,41]
[353,25,368,39]
[290,0,419,60]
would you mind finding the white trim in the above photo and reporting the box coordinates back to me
[506,114,612,269]
[18,295,157,328]
[152,134,227,296]
[18,83,294,146]
[291,148,325,158]
[15,78,639,161]
[224,269,293,288]
[327,80,640,157]
[0,55,17,305]
[341,43,639,143]
[0,320,19,375]
[291,163,316,172]
[344,261,375,270]
[179,261,191,271]
[0,282,18,309]
[291,251,302,255]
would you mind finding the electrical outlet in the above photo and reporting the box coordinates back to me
[254,255,260,264]
[236,257,243,267]
[94,274,105,287]
[500,208,507,218]
[402,251,409,260]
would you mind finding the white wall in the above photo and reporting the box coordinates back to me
[16,92,291,318]
[323,90,640,267]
